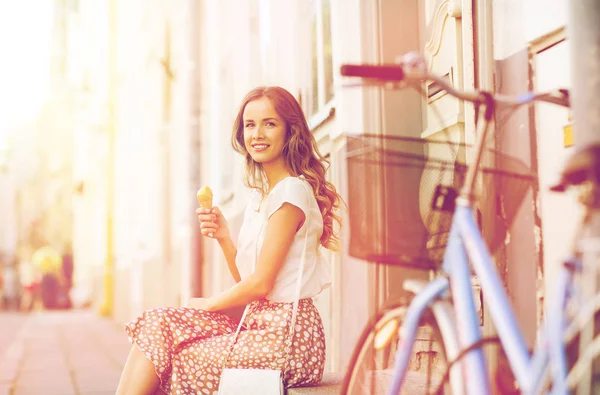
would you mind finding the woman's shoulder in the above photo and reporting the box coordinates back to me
[273,177,315,204]
[273,176,312,195]
[265,176,316,219]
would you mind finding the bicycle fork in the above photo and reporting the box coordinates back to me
[387,277,452,395]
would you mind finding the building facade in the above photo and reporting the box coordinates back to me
[194,0,576,374]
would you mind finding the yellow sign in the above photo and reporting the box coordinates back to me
[564,111,574,148]
[563,124,574,147]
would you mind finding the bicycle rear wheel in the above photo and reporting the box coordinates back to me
[565,310,600,393]
[342,301,449,395]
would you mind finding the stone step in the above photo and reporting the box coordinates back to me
[287,367,444,395]
[369,369,444,394]
[287,372,342,394]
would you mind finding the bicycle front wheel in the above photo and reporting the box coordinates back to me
[342,302,449,395]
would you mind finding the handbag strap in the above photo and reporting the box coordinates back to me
[223,179,312,369]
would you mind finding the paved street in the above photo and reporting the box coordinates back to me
[0,310,131,395]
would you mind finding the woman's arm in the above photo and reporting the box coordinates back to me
[218,236,241,283]
[201,203,305,312]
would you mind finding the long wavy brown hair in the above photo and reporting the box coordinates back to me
[232,86,343,251]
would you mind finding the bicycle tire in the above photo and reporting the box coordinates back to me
[534,299,600,392]
[565,309,600,393]
[341,301,450,395]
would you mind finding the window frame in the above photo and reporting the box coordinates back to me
[306,0,336,131]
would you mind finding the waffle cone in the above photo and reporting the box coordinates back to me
[198,198,213,209]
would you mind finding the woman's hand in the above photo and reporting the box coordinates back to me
[196,206,230,241]
[188,297,215,311]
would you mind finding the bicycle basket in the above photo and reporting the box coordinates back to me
[345,134,536,270]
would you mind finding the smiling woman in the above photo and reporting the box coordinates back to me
[0,0,53,128]
[117,85,343,394]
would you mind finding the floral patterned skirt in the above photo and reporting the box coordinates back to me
[124,298,326,394]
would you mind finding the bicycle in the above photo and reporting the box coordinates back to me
[336,52,598,395]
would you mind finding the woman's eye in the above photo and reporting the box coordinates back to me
[245,123,254,128]
[266,122,275,127]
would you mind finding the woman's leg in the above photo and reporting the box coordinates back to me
[116,345,161,395]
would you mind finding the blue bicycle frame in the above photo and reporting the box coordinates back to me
[387,200,579,395]
[384,95,579,394]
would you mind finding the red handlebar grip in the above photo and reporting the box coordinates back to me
[340,64,405,81]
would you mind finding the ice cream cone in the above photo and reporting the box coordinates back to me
[196,186,213,210]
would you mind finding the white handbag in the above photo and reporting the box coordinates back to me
[219,368,284,395]
[218,183,311,395]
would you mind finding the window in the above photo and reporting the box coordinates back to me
[307,0,334,118]
[256,0,335,125]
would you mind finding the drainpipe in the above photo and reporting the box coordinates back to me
[188,0,203,299]
[472,0,502,384]
[99,0,117,317]
[567,2,600,394]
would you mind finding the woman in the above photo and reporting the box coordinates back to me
[116,86,342,394]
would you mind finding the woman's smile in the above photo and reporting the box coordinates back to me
[251,143,270,152]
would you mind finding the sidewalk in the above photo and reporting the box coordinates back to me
[0,313,28,368]
[0,310,131,395]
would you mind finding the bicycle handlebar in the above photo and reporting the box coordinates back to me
[340,52,571,109]
[340,52,571,202]
[340,64,405,81]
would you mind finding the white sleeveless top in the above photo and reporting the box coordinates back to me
[235,176,332,303]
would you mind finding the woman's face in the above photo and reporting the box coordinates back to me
[243,96,287,166]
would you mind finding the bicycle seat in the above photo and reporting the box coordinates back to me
[550,143,600,192]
